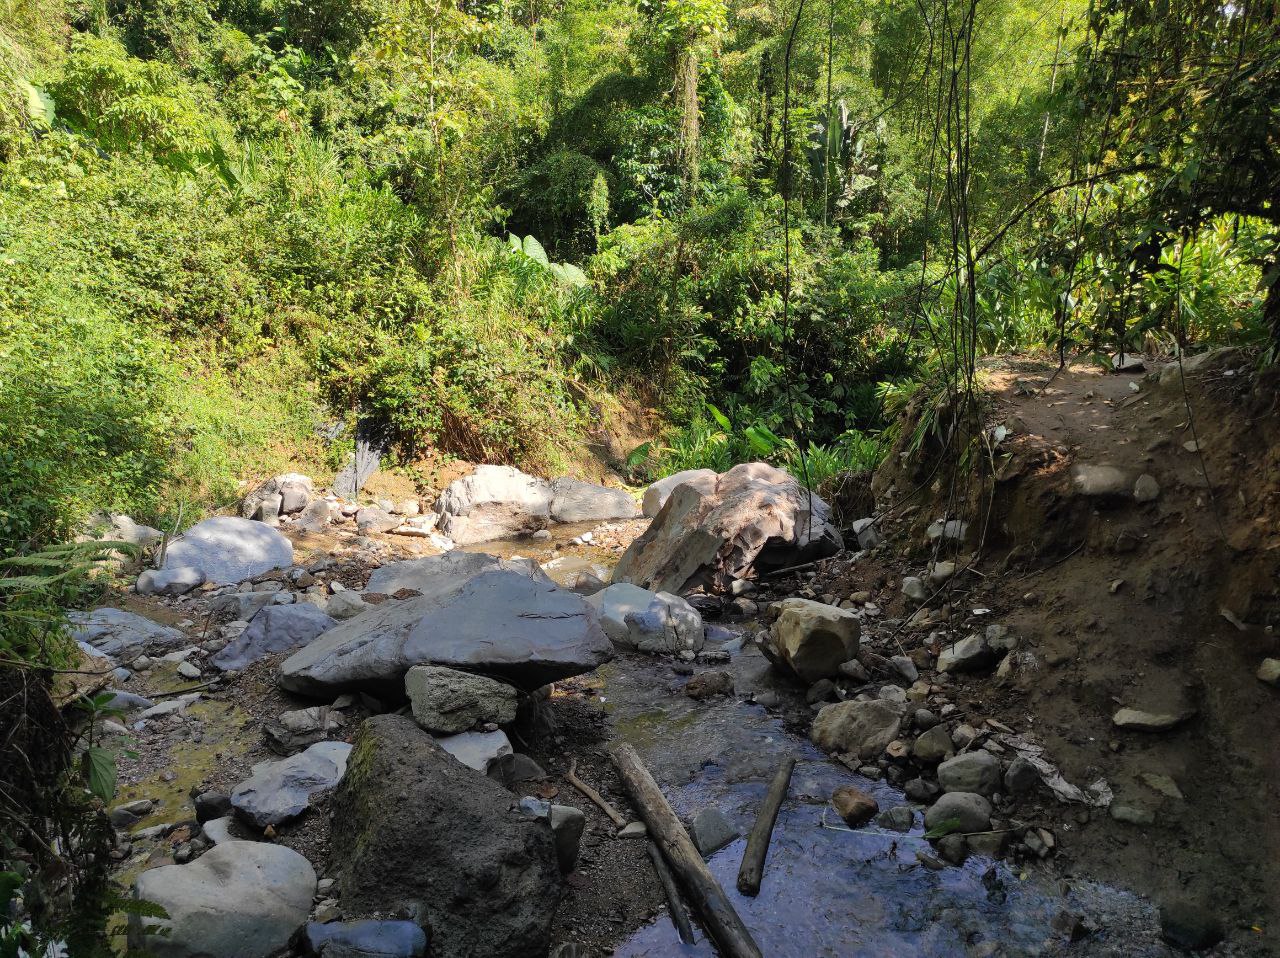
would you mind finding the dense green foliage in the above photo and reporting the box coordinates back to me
[0,0,1275,948]
[0,0,1275,549]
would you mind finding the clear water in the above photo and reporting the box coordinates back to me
[598,646,1166,958]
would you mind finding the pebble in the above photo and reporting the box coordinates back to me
[1109,802,1155,826]
[177,662,201,679]
[617,822,647,839]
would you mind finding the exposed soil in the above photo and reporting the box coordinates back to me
[793,351,1280,953]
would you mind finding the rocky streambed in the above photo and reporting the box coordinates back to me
[72,460,1217,957]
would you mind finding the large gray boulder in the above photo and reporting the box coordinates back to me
[230,740,352,828]
[69,608,185,659]
[129,840,315,958]
[642,469,717,518]
[549,478,638,523]
[810,700,902,759]
[405,665,519,735]
[614,462,843,595]
[212,604,336,672]
[242,473,314,519]
[762,598,860,683]
[435,465,553,545]
[331,715,560,958]
[163,516,293,585]
[279,569,612,697]
[585,582,705,655]
[365,552,549,596]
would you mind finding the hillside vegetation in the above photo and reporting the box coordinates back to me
[1,0,1275,552]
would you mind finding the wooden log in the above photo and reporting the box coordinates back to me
[610,743,762,958]
[565,757,627,829]
[736,756,795,896]
[646,841,695,944]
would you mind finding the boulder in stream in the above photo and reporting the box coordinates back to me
[613,462,842,595]
[761,598,860,683]
[435,465,553,544]
[585,582,705,655]
[549,477,638,522]
[330,715,560,958]
[279,568,612,697]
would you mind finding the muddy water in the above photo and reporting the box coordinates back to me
[593,641,1166,957]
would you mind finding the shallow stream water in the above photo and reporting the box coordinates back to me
[594,635,1167,957]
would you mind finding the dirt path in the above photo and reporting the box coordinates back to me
[830,353,1280,953]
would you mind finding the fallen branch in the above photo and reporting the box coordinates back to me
[611,743,762,958]
[646,841,695,944]
[736,756,795,896]
[566,757,627,829]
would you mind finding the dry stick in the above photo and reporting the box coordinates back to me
[736,756,795,896]
[566,757,626,829]
[646,841,696,945]
[610,743,763,958]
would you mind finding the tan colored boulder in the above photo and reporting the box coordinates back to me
[612,462,842,595]
[810,700,902,759]
[764,598,860,683]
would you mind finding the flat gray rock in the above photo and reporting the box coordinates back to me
[230,740,352,827]
[163,516,293,585]
[211,603,336,672]
[279,569,612,696]
[69,608,185,659]
[549,478,638,523]
[438,729,512,772]
[129,840,315,958]
[365,551,548,596]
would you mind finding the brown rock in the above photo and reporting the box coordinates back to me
[832,786,879,826]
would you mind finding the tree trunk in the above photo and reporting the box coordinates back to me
[676,41,701,202]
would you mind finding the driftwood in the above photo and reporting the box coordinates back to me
[610,743,762,958]
[646,841,695,944]
[736,756,795,896]
[566,757,627,829]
